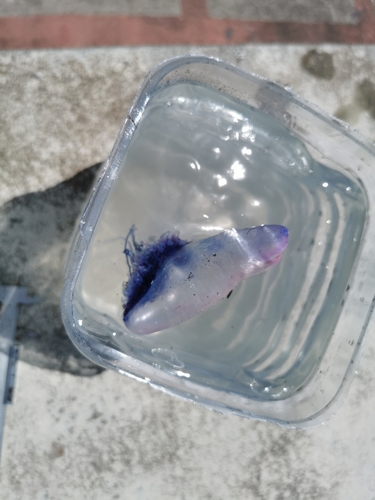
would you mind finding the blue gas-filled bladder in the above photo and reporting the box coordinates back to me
[123,225,289,335]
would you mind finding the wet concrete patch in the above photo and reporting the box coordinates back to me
[301,49,335,79]
[356,79,375,118]
[0,164,104,376]
[335,78,375,124]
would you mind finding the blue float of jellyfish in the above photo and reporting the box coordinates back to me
[123,224,289,335]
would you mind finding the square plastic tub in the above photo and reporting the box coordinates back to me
[61,55,375,427]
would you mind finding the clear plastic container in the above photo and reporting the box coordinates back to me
[61,55,375,427]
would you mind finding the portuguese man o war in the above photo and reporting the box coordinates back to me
[122,224,289,335]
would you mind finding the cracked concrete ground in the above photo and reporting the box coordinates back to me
[1,45,375,499]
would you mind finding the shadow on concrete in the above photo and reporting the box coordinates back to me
[0,164,105,376]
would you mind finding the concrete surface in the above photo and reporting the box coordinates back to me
[2,347,375,500]
[1,45,375,498]
[207,0,357,23]
[0,165,103,375]
[0,0,180,17]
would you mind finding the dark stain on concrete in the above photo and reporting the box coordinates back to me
[301,49,335,80]
[335,78,375,124]
[356,79,375,118]
[0,163,104,376]
[49,442,65,459]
